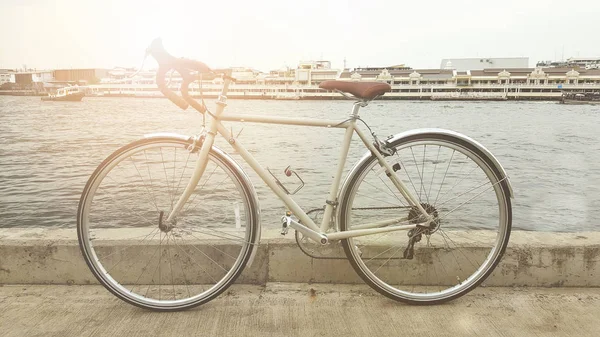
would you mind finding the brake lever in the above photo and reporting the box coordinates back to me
[127,54,148,79]
[211,69,237,82]
[223,74,237,82]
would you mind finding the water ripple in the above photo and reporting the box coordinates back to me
[1,97,599,232]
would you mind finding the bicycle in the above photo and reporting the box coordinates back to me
[77,39,513,311]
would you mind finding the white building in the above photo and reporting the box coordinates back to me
[295,60,340,85]
[440,58,529,71]
[567,57,600,69]
[0,69,15,85]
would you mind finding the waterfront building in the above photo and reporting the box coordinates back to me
[537,57,600,70]
[72,54,600,101]
[84,64,599,101]
[53,68,108,84]
[338,66,600,100]
[566,57,600,69]
[440,58,529,71]
[0,69,15,85]
[294,60,340,85]
[13,70,53,90]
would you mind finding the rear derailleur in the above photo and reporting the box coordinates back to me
[403,228,424,260]
[403,203,440,260]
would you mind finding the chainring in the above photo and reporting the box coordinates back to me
[295,207,345,260]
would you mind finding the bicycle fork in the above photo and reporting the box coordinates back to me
[165,85,231,223]
[165,130,215,223]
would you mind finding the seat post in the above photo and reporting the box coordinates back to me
[351,100,367,118]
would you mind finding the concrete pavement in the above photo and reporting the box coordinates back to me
[1,283,599,337]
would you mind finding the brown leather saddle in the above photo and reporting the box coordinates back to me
[319,80,391,100]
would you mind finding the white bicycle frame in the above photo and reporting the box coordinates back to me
[166,78,431,243]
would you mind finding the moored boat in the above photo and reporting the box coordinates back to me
[560,92,600,104]
[431,91,508,101]
[41,86,85,101]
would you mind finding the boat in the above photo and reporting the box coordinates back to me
[560,92,600,104]
[41,86,85,101]
[431,91,508,101]
[274,93,301,100]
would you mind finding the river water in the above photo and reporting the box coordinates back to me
[1,96,599,231]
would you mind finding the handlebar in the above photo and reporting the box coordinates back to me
[146,38,233,112]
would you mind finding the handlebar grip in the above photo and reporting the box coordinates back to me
[147,38,214,111]
[156,66,189,110]
[161,87,189,110]
[178,58,212,74]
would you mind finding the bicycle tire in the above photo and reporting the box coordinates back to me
[339,132,511,304]
[77,136,260,311]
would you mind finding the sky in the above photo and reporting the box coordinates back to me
[1,0,599,72]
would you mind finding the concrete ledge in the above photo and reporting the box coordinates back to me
[1,228,599,286]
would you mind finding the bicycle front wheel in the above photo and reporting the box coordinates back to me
[77,136,259,311]
[339,132,511,304]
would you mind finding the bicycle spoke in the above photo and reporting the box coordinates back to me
[184,175,232,215]
[106,165,159,215]
[427,146,442,205]
[395,155,421,202]
[177,223,253,246]
[128,155,161,213]
[373,173,408,207]
[171,234,218,284]
[409,146,430,203]
[95,189,157,228]
[166,233,176,300]
[363,242,405,263]
[434,163,480,208]
[159,148,175,210]
[373,245,405,275]
[438,229,479,271]
[99,228,160,261]
[105,229,162,276]
[433,149,455,206]
[172,151,193,204]
[435,176,494,209]
[130,231,166,294]
[355,192,405,208]
[438,178,506,222]
[175,237,192,299]
[177,229,241,261]
[182,164,220,214]
[142,150,160,211]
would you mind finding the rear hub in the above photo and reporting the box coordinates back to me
[408,203,440,232]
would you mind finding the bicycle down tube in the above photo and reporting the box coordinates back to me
[166,79,430,240]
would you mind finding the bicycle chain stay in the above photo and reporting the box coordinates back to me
[294,204,413,260]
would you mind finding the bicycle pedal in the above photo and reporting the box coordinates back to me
[281,212,291,235]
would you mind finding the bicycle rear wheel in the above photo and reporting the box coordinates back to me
[77,136,259,311]
[339,132,511,304]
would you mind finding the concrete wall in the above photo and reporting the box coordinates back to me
[0,228,599,286]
